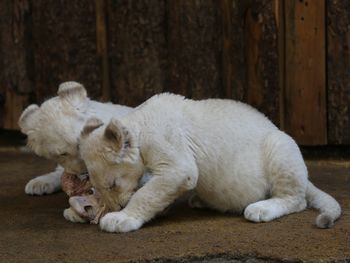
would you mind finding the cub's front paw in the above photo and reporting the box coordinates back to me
[100,211,143,233]
[244,202,276,223]
[63,208,88,223]
[25,177,58,195]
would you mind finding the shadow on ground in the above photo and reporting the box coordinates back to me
[0,152,349,263]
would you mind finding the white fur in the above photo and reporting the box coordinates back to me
[25,165,64,195]
[79,93,341,233]
[100,211,143,233]
[18,82,135,223]
[18,81,133,198]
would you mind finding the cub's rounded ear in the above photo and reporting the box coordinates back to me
[57,81,87,104]
[104,118,128,151]
[18,104,39,133]
[81,117,104,137]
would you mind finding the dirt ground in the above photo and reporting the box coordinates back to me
[0,152,349,263]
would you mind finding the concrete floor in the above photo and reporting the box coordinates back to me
[0,152,349,263]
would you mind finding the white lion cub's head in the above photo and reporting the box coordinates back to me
[79,118,145,211]
[18,81,89,175]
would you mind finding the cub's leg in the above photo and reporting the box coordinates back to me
[100,146,198,233]
[244,131,308,223]
[25,165,63,195]
[100,170,198,232]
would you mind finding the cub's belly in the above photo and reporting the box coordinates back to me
[194,160,268,213]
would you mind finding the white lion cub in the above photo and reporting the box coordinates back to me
[79,93,341,233]
[18,81,133,222]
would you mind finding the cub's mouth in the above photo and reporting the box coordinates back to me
[62,171,153,224]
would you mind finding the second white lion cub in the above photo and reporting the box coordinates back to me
[79,93,341,233]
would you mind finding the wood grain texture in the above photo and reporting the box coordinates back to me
[3,90,29,129]
[107,0,167,106]
[327,0,350,145]
[245,0,280,126]
[220,0,249,101]
[276,0,285,130]
[284,0,327,145]
[31,0,100,102]
[0,0,33,129]
[1,0,346,147]
[165,0,222,99]
[96,0,111,102]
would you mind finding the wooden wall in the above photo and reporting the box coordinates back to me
[0,0,349,146]
[327,0,350,145]
[284,0,327,145]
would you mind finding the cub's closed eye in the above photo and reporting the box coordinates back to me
[60,152,69,157]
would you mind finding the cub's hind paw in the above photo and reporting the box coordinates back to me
[244,203,276,223]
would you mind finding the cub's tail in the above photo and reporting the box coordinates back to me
[306,181,341,228]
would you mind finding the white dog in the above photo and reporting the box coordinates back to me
[18,81,133,222]
[78,93,341,233]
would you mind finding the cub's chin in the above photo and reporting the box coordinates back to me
[64,173,151,224]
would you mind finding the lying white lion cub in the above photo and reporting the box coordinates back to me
[79,93,341,233]
[18,81,133,222]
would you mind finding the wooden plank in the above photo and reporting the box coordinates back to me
[276,0,286,130]
[244,0,280,126]
[3,90,29,129]
[220,0,280,125]
[0,0,33,129]
[327,0,350,144]
[107,0,167,106]
[219,0,249,101]
[220,0,234,99]
[96,0,111,102]
[166,1,223,99]
[284,0,327,145]
[31,0,101,102]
